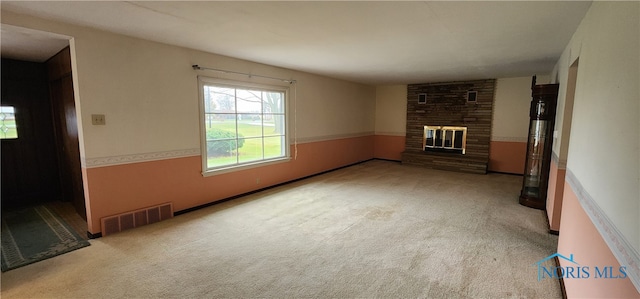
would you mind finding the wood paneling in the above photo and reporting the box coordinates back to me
[1,59,61,208]
[47,47,86,220]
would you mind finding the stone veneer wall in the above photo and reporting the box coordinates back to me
[402,79,496,174]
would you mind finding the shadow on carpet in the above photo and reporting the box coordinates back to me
[1,205,90,272]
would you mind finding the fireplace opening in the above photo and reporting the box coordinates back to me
[423,126,467,154]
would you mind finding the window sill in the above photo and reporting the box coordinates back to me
[201,157,291,177]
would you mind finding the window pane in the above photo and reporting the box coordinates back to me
[435,129,443,147]
[263,92,284,113]
[237,114,262,138]
[205,86,235,113]
[205,115,237,136]
[263,114,285,136]
[444,130,453,148]
[204,113,236,129]
[264,136,285,159]
[0,106,18,139]
[238,137,263,163]
[206,140,238,168]
[236,88,262,113]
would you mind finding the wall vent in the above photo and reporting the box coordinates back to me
[101,203,173,236]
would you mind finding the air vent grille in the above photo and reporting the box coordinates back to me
[101,203,173,236]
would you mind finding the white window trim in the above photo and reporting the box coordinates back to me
[198,76,291,176]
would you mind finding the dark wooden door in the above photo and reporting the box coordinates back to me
[47,48,86,220]
[1,59,61,208]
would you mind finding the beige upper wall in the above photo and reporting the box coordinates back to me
[374,85,407,136]
[1,11,375,161]
[492,75,549,142]
[374,76,548,140]
[551,2,639,252]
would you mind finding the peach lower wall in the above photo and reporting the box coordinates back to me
[373,135,405,161]
[83,135,374,234]
[488,141,526,174]
[557,185,639,298]
[546,159,566,232]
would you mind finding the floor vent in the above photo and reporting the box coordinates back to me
[101,203,173,236]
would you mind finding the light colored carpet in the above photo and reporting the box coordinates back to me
[0,160,560,298]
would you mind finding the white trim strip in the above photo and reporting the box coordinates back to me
[490,136,527,142]
[552,152,568,169]
[565,169,640,291]
[83,148,201,168]
[82,133,376,168]
[294,132,374,144]
[374,131,406,137]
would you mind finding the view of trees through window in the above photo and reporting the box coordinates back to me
[0,106,18,139]
[202,83,287,170]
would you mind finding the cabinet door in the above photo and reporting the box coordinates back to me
[522,120,549,198]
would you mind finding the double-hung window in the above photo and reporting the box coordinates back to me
[199,77,289,174]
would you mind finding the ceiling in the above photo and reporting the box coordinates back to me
[1,24,70,63]
[1,1,592,85]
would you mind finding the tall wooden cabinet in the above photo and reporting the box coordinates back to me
[519,77,559,210]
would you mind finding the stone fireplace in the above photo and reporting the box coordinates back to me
[402,79,495,174]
